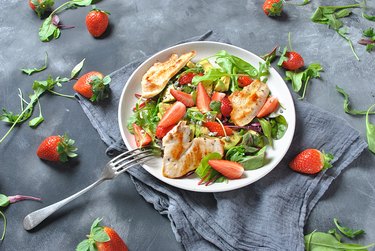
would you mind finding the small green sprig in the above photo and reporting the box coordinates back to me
[21,52,48,75]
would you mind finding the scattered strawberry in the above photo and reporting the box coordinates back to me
[178,72,195,85]
[196,82,211,113]
[263,0,283,16]
[86,7,110,38]
[76,218,128,251]
[289,149,334,174]
[157,101,186,136]
[204,122,233,137]
[73,71,111,102]
[29,0,54,18]
[132,124,152,147]
[220,96,232,117]
[155,124,175,139]
[208,160,244,179]
[281,51,304,71]
[237,75,253,88]
[257,96,279,118]
[36,134,78,162]
[170,89,194,107]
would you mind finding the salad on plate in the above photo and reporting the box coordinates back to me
[127,50,288,185]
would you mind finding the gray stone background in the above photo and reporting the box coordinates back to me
[0,0,374,250]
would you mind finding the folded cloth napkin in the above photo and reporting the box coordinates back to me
[76,31,367,251]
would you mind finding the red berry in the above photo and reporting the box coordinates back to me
[158,101,186,128]
[220,97,232,117]
[86,9,109,37]
[238,76,253,88]
[208,160,244,179]
[289,149,334,174]
[132,124,152,147]
[204,122,233,137]
[170,89,194,107]
[282,51,304,71]
[73,71,111,102]
[196,82,211,113]
[178,72,195,85]
[36,135,77,162]
[263,0,283,16]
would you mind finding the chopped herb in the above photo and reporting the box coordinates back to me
[21,52,48,75]
[333,218,365,239]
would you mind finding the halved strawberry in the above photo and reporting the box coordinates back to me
[170,89,194,107]
[204,121,233,137]
[132,124,152,147]
[238,75,253,88]
[208,160,244,179]
[289,149,334,174]
[220,97,232,117]
[196,82,211,113]
[155,124,175,139]
[257,96,279,118]
[158,101,186,128]
[211,92,226,101]
[178,72,195,85]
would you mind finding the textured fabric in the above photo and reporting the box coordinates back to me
[75,31,367,251]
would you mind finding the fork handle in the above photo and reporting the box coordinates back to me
[23,178,105,231]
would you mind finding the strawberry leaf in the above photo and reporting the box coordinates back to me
[91,227,110,242]
[89,75,111,102]
[57,134,78,162]
[90,218,102,232]
[76,239,91,251]
[71,59,85,79]
[33,0,54,18]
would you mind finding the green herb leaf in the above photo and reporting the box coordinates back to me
[328,228,343,242]
[209,101,221,112]
[76,239,91,251]
[239,146,267,170]
[192,68,228,86]
[57,134,78,162]
[285,0,310,6]
[71,58,85,79]
[277,47,288,67]
[28,116,44,128]
[91,227,110,242]
[336,85,375,116]
[258,118,272,146]
[366,104,375,154]
[269,115,288,139]
[71,0,92,7]
[363,12,375,22]
[363,27,375,38]
[39,16,58,42]
[0,195,10,208]
[21,52,48,75]
[195,152,223,184]
[333,218,365,239]
[366,44,375,52]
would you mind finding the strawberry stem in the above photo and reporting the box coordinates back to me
[48,90,75,99]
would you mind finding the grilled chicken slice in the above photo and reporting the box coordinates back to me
[141,51,196,98]
[229,80,270,126]
[162,121,224,178]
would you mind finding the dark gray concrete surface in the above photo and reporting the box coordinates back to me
[0,0,374,250]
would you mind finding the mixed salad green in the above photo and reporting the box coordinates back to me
[127,50,288,185]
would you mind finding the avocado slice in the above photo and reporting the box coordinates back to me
[214,76,230,92]
[187,61,196,68]
[221,132,242,150]
[158,103,172,119]
[161,85,176,103]
[198,59,213,72]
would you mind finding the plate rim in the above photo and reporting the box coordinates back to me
[118,41,296,193]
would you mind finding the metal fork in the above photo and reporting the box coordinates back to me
[23,148,154,231]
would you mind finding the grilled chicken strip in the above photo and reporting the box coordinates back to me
[229,79,270,126]
[141,51,196,98]
[162,121,224,178]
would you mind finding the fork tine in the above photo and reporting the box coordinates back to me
[110,147,150,164]
[112,149,152,166]
[113,153,154,171]
[114,155,154,175]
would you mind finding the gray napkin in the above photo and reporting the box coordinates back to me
[76,31,367,250]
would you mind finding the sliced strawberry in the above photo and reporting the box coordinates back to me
[220,97,232,117]
[178,72,195,85]
[208,160,244,179]
[170,89,194,107]
[257,96,279,118]
[132,124,152,147]
[289,149,334,174]
[155,124,175,139]
[204,122,233,137]
[211,92,226,101]
[196,82,211,113]
[158,101,186,128]
[238,76,254,87]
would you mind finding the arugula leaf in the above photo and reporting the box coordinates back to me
[71,58,85,79]
[366,104,375,154]
[285,63,323,99]
[328,228,343,242]
[127,99,160,137]
[195,152,225,185]
[277,47,288,67]
[336,85,375,116]
[333,218,365,239]
[214,50,258,78]
[191,68,228,85]
[363,12,375,21]
[21,52,48,75]
[305,231,374,251]
[366,44,375,52]
[363,27,375,38]
[311,4,361,61]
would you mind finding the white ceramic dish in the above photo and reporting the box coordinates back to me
[118,41,296,192]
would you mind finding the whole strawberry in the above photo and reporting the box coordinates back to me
[76,218,128,251]
[263,0,283,16]
[29,0,54,17]
[73,71,111,102]
[86,7,110,38]
[36,134,78,162]
[289,149,334,174]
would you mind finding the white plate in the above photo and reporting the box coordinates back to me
[118,41,296,193]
